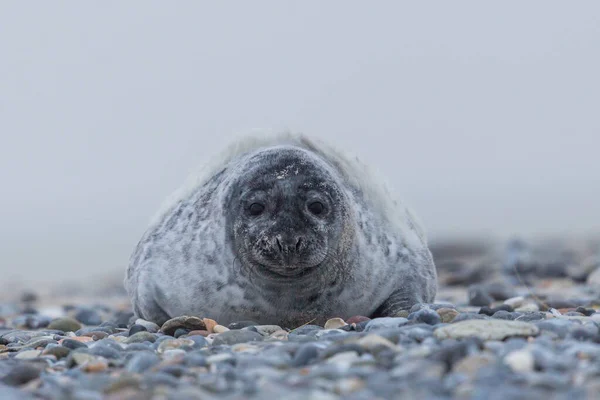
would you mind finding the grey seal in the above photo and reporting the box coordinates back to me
[125,133,437,327]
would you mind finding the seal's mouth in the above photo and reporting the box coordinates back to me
[255,263,321,281]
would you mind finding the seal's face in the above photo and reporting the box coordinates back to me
[227,147,347,281]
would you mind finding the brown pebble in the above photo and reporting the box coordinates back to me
[59,336,93,344]
[436,308,459,323]
[203,318,218,333]
[83,359,109,372]
[161,316,206,336]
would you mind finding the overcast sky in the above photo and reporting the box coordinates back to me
[1,2,599,283]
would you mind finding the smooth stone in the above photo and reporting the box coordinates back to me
[48,317,82,332]
[134,319,160,333]
[74,309,103,326]
[61,338,89,350]
[71,352,100,366]
[324,318,347,330]
[212,330,264,346]
[492,310,518,320]
[88,344,122,359]
[183,352,208,367]
[452,313,489,322]
[356,334,399,352]
[468,285,494,307]
[227,321,259,330]
[213,325,229,333]
[504,349,534,373]
[436,308,459,323]
[288,325,322,336]
[535,319,573,338]
[251,325,282,336]
[157,338,195,353]
[364,318,409,332]
[434,320,539,340]
[504,296,526,308]
[0,363,41,386]
[160,316,206,336]
[291,343,321,367]
[186,335,208,349]
[126,351,160,373]
[515,312,547,322]
[202,318,217,333]
[408,308,441,325]
[173,328,189,338]
[14,350,42,360]
[515,303,540,312]
[42,345,71,359]
[76,326,118,335]
[128,324,147,336]
[124,331,157,344]
[453,353,496,378]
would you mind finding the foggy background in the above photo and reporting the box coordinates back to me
[1,2,599,285]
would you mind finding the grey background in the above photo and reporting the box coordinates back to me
[1,2,599,284]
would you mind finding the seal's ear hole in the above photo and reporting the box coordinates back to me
[307,201,324,215]
[249,203,265,216]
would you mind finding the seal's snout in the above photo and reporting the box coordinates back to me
[275,235,303,255]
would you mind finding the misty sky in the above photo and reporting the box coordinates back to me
[1,2,599,283]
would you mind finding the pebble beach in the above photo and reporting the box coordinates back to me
[2,237,600,400]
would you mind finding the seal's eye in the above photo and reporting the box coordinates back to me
[308,201,324,215]
[249,203,265,216]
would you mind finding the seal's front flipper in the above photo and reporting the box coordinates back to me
[370,290,421,318]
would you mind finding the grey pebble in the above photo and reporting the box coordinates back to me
[126,351,161,373]
[212,330,264,346]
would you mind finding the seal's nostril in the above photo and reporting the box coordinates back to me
[296,238,302,252]
[276,238,283,252]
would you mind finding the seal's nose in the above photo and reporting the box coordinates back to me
[275,235,303,254]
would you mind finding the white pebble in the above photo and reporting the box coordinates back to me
[504,296,525,308]
[504,349,534,373]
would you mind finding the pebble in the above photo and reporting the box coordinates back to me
[0,363,41,386]
[74,308,103,325]
[408,308,442,325]
[434,320,539,340]
[291,343,321,367]
[468,285,494,307]
[42,345,71,359]
[504,349,535,373]
[160,316,206,336]
[14,350,41,360]
[211,330,264,346]
[324,318,347,330]
[134,319,160,333]
[364,317,409,331]
[436,308,459,323]
[128,324,147,336]
[213,324,230,333]
[126,351,161,373]
[1,239,599,399]
[47,317,82,332]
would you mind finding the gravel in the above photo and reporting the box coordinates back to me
[1,238,599,399]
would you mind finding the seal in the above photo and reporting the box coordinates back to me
[125,133,437,327]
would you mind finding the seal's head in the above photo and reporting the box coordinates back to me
[226,146,350,281]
